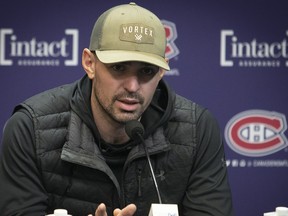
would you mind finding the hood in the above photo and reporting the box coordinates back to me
[141,79,175,138]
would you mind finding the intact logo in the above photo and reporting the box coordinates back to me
[220,29,288,67]
[0,28,79,66]
[225,110,288,157]
[162,20,179,60]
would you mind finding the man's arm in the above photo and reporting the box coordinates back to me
[182,109,234,216]
[0,110,48,216]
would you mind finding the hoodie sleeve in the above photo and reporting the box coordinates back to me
[0,110,48,216]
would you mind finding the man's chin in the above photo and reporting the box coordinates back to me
[114,113,141,124]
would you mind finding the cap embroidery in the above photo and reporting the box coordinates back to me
[135,34,142,41]
[119,24,154,44]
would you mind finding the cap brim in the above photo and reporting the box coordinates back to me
[95,50,170,71]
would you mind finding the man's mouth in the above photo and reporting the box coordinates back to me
[117,98,140,111]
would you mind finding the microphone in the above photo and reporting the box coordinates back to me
[125,120,179,216]
[125,120,145,142]
[125,120,162,204]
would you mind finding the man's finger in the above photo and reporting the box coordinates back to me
[122,204,137,216]
[113,208,121,215]
[113,204,137,216]
[95,203,108,216]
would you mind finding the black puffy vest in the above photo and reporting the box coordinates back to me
[19,80,200,216]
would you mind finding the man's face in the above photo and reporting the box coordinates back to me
[91,58,165,124]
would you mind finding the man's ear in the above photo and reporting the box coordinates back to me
[82,48,96,79]
[159,58,169,78]
[159,68,166,78]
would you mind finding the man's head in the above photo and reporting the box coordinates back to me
[82,3,169,126]
[89,2,169,71]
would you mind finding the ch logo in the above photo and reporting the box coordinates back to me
[162,20,179,60]
[225,110,288,157]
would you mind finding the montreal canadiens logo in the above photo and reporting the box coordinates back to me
[162,20,179,60]
[225,110,288,157]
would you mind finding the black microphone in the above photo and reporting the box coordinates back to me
[125,120,162,204]
[125,120,145,142]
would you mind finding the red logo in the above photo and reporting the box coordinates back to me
[162,20,179,60]
[225,110,287,157]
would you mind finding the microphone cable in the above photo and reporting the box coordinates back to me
[125,120,162,204]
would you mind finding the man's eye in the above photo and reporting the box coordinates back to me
[112,64,125,72]
[140,67,158,76]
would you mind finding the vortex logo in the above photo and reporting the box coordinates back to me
[225,110,287,157]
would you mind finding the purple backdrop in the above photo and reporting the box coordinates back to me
[1,0,288,215]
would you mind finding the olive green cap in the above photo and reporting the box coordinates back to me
[89,2,170,70]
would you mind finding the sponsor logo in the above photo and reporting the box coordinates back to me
[225,110,288,157]
[220,30,288,67]
[162,20,180,76]
[120,24,154,44]
[0,28,78,66]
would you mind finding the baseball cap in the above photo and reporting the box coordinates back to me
[89,2,170,70]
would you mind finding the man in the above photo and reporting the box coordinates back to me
[0,3,234,216]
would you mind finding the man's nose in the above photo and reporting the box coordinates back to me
[123,74,141,92]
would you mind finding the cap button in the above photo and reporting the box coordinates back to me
[129,2,137,5]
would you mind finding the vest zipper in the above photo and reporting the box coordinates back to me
[137,168,142,197]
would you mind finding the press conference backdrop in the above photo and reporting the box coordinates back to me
[1,0,287,215]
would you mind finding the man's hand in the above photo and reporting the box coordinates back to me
[89,203,137,216]
[113,204,137,216]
